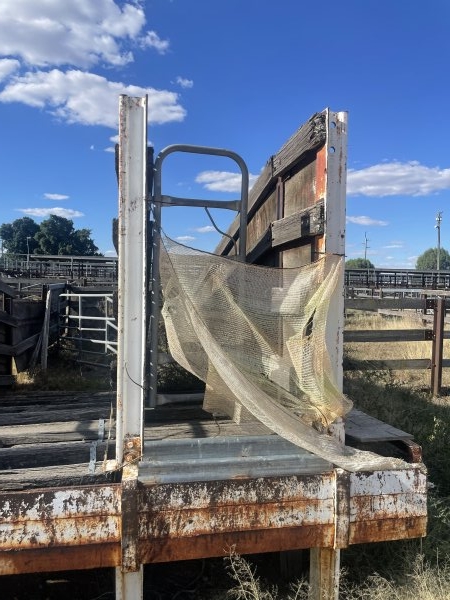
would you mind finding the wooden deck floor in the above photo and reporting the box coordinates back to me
[0,390,419,491]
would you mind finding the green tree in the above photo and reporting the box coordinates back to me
[34,215,100,256]
[1,215,100,256]
[0,217,39,254]
[345,257,375,269]
[416,247,450,270]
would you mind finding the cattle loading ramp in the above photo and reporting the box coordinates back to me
[0,96,426,600]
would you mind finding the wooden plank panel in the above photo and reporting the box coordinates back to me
[284,160,316,216]
[0,420,116,447]
[216,111,327,256]
[344,329,431,342]
[345,409,413,443]
[0,440,115,469]
[0,462,117,490]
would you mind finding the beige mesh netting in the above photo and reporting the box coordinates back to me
[160,236,407,472]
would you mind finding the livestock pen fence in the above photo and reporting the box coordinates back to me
[0,253,118,282]
[0,279,117,385]
[344,295,449,395]
[3,273,450,395]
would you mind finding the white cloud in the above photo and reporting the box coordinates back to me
[196,170,258,193]
[193,225,215,233]
[44,193,69,201]
[18,207,84,218]
[104,133,119,152]
[383,243,403,249]
[140,31,170,55]
[348,160,450,197]
[0,58,20,82]
[176,76,193,89]
[346,215,389,226]
[0,0,145,68]
[0,69,186,128]
[176,235,196,242]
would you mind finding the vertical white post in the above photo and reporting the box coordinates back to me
[324,110,347,386]
[116,94,148,460]
[309,110,348,600]
[115,95,148,600]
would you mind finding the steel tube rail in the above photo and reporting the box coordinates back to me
[148,144,249,408]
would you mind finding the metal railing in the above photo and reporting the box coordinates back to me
[59,292,117,366]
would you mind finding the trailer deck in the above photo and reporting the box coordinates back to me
[0,390,426,576]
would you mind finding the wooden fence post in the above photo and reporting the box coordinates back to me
[431,297,445,396]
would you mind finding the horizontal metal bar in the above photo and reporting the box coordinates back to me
[344,329,436,342]
[65,315,115,322]
[157,195,241,211]
[345,298,425,310]
[141,435,331,482]
[143,434,315,460]
[139,454,332,484]
[60,293,114,298]
[345,358,446,370]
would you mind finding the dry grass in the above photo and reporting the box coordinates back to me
[345,309,450,388]
[13,353,112,392]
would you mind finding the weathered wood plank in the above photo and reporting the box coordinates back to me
[216,111,327,256]
[0,406,114,426]
[345,409,413,443]
[344,329,432,342]
[0,440,115,469]
[0,332,41,356]
[0,281,17,298]
[0,419,116,446]
[245,202,325,263]
[345,358,443,371]
[346,297,425,311]
[272,201,324,248]
[0,462,118,490]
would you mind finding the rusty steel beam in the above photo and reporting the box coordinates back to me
[0,485,121,575]
[0,465,427,575]
[0,543,121,576]
[140,526,335,564]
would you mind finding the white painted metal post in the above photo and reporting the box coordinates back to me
[309,110,348,600]
[324,110,347,387]
[116,94,148,461]
[115,95,148,600]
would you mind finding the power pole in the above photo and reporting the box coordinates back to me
[363,232,370,263]
[435,212,442,271]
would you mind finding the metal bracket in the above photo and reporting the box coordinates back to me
[98,418,105,442]
[89,441,97,474]
[123,436,141,466]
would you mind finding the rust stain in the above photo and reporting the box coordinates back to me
[0,486,121,551]
[139,525,334,564]
[315,146,327,202]
[349,516,427,545]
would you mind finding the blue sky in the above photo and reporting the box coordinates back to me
[0,0,449,267]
